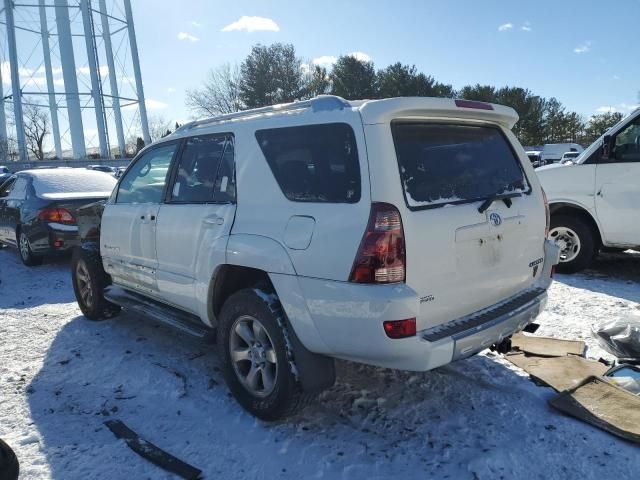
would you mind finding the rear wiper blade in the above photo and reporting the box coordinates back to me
[477,191,522,213]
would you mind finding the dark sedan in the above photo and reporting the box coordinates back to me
[0,172,12,186]
[0,168,116,266]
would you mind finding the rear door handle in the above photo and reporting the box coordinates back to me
[203,215,224,226]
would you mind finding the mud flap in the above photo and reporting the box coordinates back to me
[105,420,202,480]
[284,317,336,393]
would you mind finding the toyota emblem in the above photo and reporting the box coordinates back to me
[489,212,502,227]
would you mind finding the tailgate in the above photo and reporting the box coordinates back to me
[366,121,546,331]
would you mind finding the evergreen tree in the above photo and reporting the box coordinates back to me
[240,43,305,108]
[329,55,377,100]
[135,137,145,154]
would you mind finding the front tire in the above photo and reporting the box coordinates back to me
[71,248,120,321]
[549,214,596,273]
[217,288,309,420]
[17,230,43,266]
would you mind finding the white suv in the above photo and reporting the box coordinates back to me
[71,96,559,419]
[537,108,640,272]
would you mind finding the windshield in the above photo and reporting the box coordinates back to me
[391,122,529,209]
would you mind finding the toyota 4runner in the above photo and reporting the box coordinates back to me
[72,95,560,419]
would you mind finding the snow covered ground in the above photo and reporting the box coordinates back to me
[1,248,639,480]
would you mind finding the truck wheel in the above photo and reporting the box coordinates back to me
[17,230,43,267]
[71,248,120,321]
[0,438,19,480]
[217,288,310,420]
[549,214,596,273]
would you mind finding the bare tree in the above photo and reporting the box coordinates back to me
[148,115,173,142]
[186,63,243,116]
[22,103,50,160]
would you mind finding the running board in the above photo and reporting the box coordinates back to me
[104,285,212,339]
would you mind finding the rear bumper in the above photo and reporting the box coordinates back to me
[271,240,560,371]
[30,224,80,255]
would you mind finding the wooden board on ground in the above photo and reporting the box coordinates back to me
[550,376,640,444]
[506,353,609,392]
[511,333,585,357]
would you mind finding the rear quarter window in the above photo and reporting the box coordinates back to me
[255,123,361,203]
[391,122,529,210]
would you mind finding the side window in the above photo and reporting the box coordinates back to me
[613,118,640,163]
[6,177,28,200]
[0,177,16,198]
[255,123,361,203]
[117,143,176,204]
[214,137,235,203]
[170,134,231,203]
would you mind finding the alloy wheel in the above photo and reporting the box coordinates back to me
[75,260,94,309]
[229,315,278,397]
[19,233,30,260]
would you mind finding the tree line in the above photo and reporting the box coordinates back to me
[186,42,626,148]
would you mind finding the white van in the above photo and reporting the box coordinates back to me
[71,96,559,419]
[537,108,640,272]
[540,143,584,164]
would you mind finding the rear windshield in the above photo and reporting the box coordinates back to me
[255,123,361,203]
[391,122,529,209]
[32,170,116,196]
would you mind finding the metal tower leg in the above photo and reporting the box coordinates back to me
[54,0,86,158]
[39,0,63,159]
[98,0,125,158]
[80,0,109,158]
[4,0,27,162]
[123,0,150,145]
[0,58,7,155]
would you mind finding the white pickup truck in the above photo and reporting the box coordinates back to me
[537,108,640,272]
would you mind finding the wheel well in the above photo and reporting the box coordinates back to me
[209,265,274,323]
[549,203,602,247]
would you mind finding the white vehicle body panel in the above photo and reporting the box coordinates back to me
[595,162,640,245]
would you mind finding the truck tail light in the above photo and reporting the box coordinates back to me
[383,318,416,339]
[349,203,406,284]
[38,208,76,225]
[541,188,550,237]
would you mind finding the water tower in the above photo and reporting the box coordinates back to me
[0,0,150,161]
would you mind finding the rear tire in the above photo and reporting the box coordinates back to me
[0,438,19,480]
[17,230,43,267]
[217,288,310,420]
[71,248,120,321]
[549,214,596,273]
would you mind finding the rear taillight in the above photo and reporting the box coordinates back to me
[37,208,76,225]
[383,318,416,339]
[541,188,550,237]
[349,203,406,284]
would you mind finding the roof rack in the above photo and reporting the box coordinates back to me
[174,95,351,134]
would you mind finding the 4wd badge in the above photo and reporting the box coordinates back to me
[489,212,502,227]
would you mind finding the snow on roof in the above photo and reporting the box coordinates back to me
[23,168,116,197]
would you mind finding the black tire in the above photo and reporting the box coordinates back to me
[17,230,43,267]
[71,247,120,321]
[0,438,19,480]
[217,288,310,420]
[549,214,596,273]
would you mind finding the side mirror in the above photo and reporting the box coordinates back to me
[602,135,613,160]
